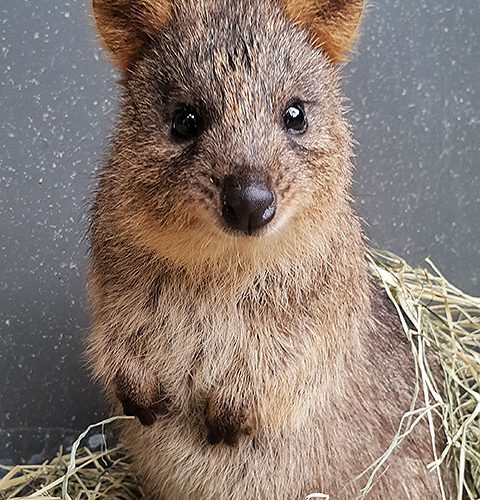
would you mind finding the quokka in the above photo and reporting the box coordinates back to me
[87,0,443,498]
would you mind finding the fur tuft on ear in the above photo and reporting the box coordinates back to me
[92,0,171,71]
[280,0,365,62]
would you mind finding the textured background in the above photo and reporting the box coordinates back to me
[0,0,479,462]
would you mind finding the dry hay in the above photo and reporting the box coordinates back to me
[0,249,478,499]
[365,249,479,499]
[0,417,142,500]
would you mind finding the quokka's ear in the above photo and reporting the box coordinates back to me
[92,0,171,71]
[280,0,365,62]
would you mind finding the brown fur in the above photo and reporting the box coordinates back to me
[87,0,442,498]
[280,0,364,61]
[92,0,171,70]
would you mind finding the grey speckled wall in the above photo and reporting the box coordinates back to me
[0,0,479,462]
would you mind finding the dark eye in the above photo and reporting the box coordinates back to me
[172,105,200,141]
[283,101,307,134]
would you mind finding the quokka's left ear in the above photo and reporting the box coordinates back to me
[279,0,365,62]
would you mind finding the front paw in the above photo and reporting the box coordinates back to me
[121,397,159,426]
[115,373,169,427]
[205,401,255,447]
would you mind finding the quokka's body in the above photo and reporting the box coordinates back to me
[87,0,442,498]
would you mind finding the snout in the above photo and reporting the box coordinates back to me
[222,176,276,235]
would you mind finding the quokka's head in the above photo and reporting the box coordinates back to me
[92,0,364,265]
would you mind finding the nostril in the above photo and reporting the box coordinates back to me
[222,201,238,224]
[222,181,276,235]
[261,202,276,226]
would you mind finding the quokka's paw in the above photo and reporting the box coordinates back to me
[115,373,170,427]
[205,400,256,447]
[121,397,159,427]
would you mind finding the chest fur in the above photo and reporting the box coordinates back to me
[114,267,362,425]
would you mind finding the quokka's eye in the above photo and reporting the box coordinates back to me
[283,101,308,134]
[171,105,201,141]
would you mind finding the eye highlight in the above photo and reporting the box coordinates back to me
[283,101,308,134]
[171,105,201,141]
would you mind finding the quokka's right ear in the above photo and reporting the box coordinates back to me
[92,0,171,71]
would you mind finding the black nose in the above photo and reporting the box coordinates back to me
[222,178,276,235]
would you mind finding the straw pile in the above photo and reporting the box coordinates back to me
[0,249,478,499]
[365,249,480,500]
[0,417,143,500]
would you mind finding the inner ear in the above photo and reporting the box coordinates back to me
[280,0,365,62]
[92,0,171,71]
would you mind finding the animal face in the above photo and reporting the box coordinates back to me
[93,0,364,261]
